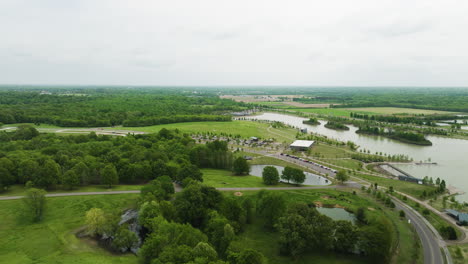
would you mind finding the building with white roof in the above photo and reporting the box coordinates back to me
[289,140,315,151]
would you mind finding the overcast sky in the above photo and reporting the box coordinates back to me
[1,0,467,86]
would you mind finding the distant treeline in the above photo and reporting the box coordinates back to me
[350,113,467,126]
[0,90,243,127]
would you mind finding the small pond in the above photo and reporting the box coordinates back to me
[316,207,356,223]
[250,165,331,186]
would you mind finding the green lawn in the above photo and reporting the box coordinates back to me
[110,121,297,141]
[449,244,468,264]
[0,194,139,264]
[353,173,437,198]
[202,168,293,188]
[0,184,144,197]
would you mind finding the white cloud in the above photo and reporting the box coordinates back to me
[0,0,467,86]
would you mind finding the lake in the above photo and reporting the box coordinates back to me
[247,112,468,202]
[249,165,331,186]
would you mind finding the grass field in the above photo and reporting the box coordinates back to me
[0,194,139,264]
[201,168,293,188]
[449,244,468,264]
[354,173,437,198]
[114,121,297,142]
[2,121,297,142]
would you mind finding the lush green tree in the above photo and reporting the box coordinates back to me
[204,212,233,257]
[358,218,394,261]
[399,210,406,218]
[193,242,218,261]
[174,184,223,227]
[241,197,255,224]
[281,166,294,183]
[0,167,14,191]
[72,162,90,185]
[220,196,247,231]
[276,213,308,258]
[112,226,138,251]
[333,220,358,253]
[22,188,46,222]
[335,170,349,183]
[232,157,250,175]
[141,176,175,201]
[290,169,306,185]
[177,163,203,182]
[17,159,39,184]
[262,166,279,185]
[440,226,457,240]
[85,208,107,236]
[139,217,207,264]
[36,159,61,189]
[256,191,286,230]
[233,249,265,264]
[62,170,80,190]
[101,164,118,188]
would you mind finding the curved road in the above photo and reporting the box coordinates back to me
[0,185,450,264]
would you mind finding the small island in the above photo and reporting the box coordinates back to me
[302,117,321,125]
[324,121,350,130]
[356,126,432,146]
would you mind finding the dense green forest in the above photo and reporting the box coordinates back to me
[0,126,233,191]
[0,87,243,127]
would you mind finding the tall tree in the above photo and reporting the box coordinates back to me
[22,188,47,222]
[101,164,118,188]
[335,170,349,183]
[232,157,250,175]
[36,159,61,189]
[262,166,279,185]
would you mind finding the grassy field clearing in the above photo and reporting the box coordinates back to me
[354,173,437,198]
[201,168,293,188]
[112,121,297,141]
[0,194,139,264]
[449,244,468,264]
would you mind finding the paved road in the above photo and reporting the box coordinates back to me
[0,186,349,201]
[392,197,448,264]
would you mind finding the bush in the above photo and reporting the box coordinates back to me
[399,210,406,218]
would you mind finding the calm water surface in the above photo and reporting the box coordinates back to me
[250,165,330,186]
[247,113,468,202]
[316,207,356,223]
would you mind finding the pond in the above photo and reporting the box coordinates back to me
[316,207,356,223]
[246,112,468,202]
[250,165,331,186]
